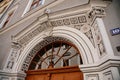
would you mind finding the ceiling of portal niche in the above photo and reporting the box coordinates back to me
[50,0,89,13]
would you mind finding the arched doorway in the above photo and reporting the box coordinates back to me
[14,26,95,80]
[25,37,83,80]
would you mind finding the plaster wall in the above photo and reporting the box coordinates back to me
[103,0,120,56]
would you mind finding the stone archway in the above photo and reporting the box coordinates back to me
[7,26,97,80]
[15,26,96,72]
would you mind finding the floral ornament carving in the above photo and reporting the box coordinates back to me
[88,6,105,23]
[80,24,91,33]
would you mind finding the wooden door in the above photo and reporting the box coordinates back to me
[26,66,83,80]
[26,40,83,80]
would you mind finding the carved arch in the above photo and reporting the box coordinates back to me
[13,26,97,72]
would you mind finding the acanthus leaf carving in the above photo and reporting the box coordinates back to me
[88,6,106,24]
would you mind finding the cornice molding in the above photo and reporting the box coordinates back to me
[80,58,120,73]
[12,14,89,47]
[0,70,26,78]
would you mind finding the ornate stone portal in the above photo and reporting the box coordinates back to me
[3,1,120,80]
[6,6,106,71]
[6,5,106,70]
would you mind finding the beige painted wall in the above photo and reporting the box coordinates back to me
[103,0,120,56]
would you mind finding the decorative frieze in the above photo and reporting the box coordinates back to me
[14,15,88,47]
[17,21,52,46]
[50,15,87,27]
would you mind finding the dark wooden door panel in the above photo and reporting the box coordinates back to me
[51,72,83,80]
[26,66,83,80]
